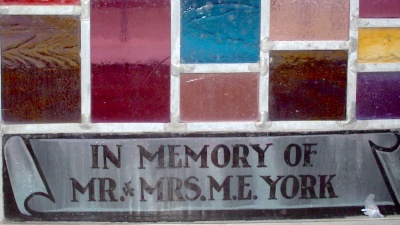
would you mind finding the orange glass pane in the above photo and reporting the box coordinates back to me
[358,28,400,63]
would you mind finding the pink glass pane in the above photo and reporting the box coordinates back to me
[270,0,349,41]
[360,0,400,18]
[180,73,259,122]
[1,16,81,123]
[91,0,170,122]
[0,0,79,4]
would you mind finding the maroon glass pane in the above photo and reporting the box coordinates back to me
[269,51,347,121]
[1,16,81,123]
[180,73,259,122]
[357,72,400,119]
[360,0,400,18]
[91,0,170,122]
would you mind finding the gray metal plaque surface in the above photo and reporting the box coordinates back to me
[3,131,400,219]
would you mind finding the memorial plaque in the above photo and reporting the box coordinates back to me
[3,131,400,221]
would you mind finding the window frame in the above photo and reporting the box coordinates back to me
[1,0,400,223]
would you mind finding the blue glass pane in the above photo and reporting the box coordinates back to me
[181,0,260,63]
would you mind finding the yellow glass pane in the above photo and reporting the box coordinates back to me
[358,28,400,63]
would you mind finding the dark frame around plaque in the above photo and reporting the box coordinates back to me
[3,130,400,222]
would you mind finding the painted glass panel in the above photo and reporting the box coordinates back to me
[91,0,170,122]
[1,16,80,123]
[357,72,400,119]
[269,51,347,121]
[180,0,260,63]
[358,28,400,63]
[0,0,79,4]
[180,73,259,122]
[270,0,349,41]
[359,0,400,18]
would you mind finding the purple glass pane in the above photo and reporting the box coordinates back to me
[357,72,400,119]
[360,0,400,18]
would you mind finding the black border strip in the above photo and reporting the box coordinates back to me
[18,206,400,222]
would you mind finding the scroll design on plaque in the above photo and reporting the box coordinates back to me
[4,136,55,215]
[369,132,400,208]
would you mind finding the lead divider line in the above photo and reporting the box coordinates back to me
[179,63,259,73]
[0,5,81,15]
[270,41,349,50]
[344,0,359,124]
[80,0,91,126]
[359,18,400,28]
[0,119,399,134]
[258,0,270,128]
[358,63,400,72]
[170,0,182,127]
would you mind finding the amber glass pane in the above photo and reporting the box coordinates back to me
[269,51,347,120]
[270,0,349,41]
[0,0,79,4]
[91,0,170,122]
[357,72,400,119]
[358,28,400,63]
[360,0,400,18]
[180,73,259,122]
[1,16,80,123]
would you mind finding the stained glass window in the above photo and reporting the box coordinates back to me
[1,0,400,223]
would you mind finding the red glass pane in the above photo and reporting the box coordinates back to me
[91,0,170,122]
[0,0,79,4]
[1,16,81,123]
[180,73,259,122]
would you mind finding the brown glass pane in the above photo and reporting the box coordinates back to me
[180,73,259,122]
[1,16,80,123]
[91,0,170,122]
[269,51,347,120]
